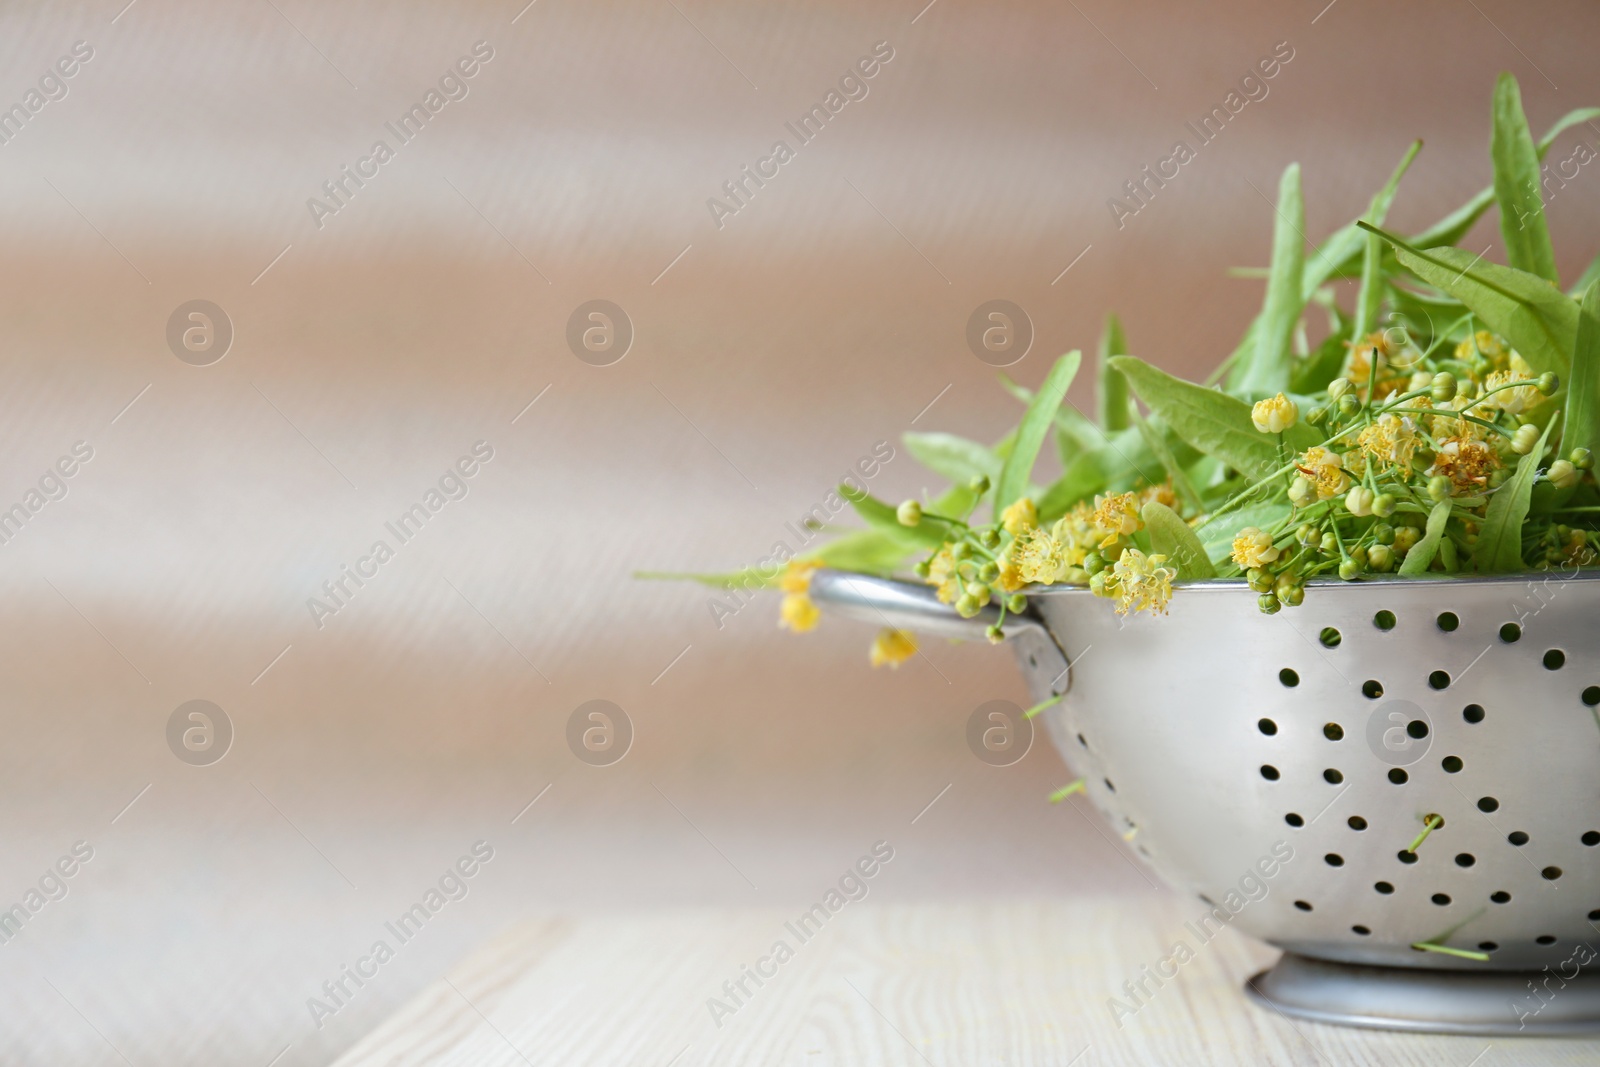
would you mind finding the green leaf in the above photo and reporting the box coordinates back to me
[844,487,946,548]
[1037,424,1159,520]
[808,528,921,573]
[1305,140,1421,299]
[1398,499,1453,576]
[1127,400,1204,514]
[1291,316,1353,395]
[1142,502,1215,580]
[1411,106,1600,251]
[1366,225,1577,379]
[902,432,1000,487]
[1113,356,1312,481]
[1195,502,1290,569]
[1477,417,1558,572]
[1567,281,1600,458]
[1492,73,1558,284]
[1232,164,1304,395]
[996,351,1081,513]
[1571,249,1600,299]
[1097,314,1131,431]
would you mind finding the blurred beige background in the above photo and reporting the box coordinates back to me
[2,0,1599,1063]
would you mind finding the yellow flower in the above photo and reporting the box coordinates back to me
[925,545,963,604]
[1356,413,1420,473]
[1478,354,1539,415]
[1296,446,1349,500]
[1455,330,1511,371]
[1014,525,1072,584]
[869,628,918,669]
[1105,549,1175,615]
[779,558,820,594]
[1139,481,1179,512]
[779,592,820,632]
[1251,393,1299,434]
[1430,435,1501,493]
[996,551,1027,593]
[1092,491,1141,549]
[1001,498,1038,535]
[1345,332,1408,401]
[1231,526,1280,570]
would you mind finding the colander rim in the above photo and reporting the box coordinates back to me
[1021,567,1600,597]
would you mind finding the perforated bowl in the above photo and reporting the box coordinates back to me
[810,568,1600,1034]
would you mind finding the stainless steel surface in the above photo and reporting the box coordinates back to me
[817,569,1600,1029]
[1246,953,1600,1035]
[809,568,1071,694]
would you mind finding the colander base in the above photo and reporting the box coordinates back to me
[1246,953,1600,1035]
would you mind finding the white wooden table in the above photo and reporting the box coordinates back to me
[329,897,1600,1066]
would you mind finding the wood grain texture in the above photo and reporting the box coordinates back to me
[330,898,1600,1066]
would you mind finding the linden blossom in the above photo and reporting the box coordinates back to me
[306,41,495,230]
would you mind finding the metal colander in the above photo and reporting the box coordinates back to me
[810,568,1600,1034]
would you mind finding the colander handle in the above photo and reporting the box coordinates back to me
[808,569,1071,695]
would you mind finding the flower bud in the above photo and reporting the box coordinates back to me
[1252,393,1299,434]
[896,500,923,527]
[1393,527,1420,552]
[1372,492,1397,518]
[1287,476,1316,506]
[1329,378,1354,401]
[913,560,932,579]
[1345,485,1375,517]
[1373,523,1395,545]
[1427,475,1452,501]
[1337,393,1361,418]
[1339,558,1362,580]
[1430,372,1457,403]
[1282,584,1305,607]
[1368,544,1394,572]
[1247,568,1273,593]
[968,474,991,494]
[1571,446,1594,471]
[1538,372,1560,395]
[1258,593,1282,615]
[1549,459,1580,490]
[1007,594,1027,613]
[955,593,980,618]
[951,541,971,561]
[978,528,1000,549]
[978,561,999,582]
[1307,406,1328,426]
[1511,423,1541,455]
[1082,551,1106,575]
[985,623,1005,644]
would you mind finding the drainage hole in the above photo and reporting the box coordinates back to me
[1261,765,1281,781]
[1293,900,1313,912]
[1324,768,1344,785]
[1323,722,1344,741]
[1352,925,1371,936]
[1284,813,1304,827]
[1463,703,1486,723]
[1325,853,1344,867]
[1509,831,1530,846]
[1544,649,1566,670]
[1374,610,1397,631]
[1431,893,1451,906]
[1279,668,1300,687]
[1455,853,1476,868]
[1374,881,1395,894]
[1491,891,1512,904]
[1478,797,1499,812]
[1319,627,1342,648]
[1362,679,1384,699]
[1388,768,1409,784]
[1348,816,1368,831]
[1436,612,1459,632]
[1258,718,1278,735]
[1441,756,1463,773]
